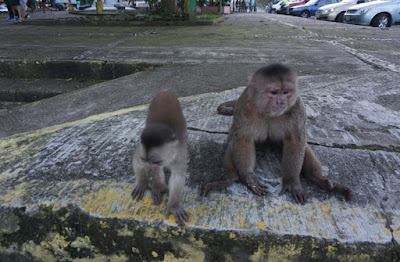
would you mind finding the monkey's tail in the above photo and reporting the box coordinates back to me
[217,100,236,116]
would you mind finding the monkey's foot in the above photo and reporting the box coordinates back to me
[280,182,307,205]
[167,207,189,226]
[131,184,148,201]
[244,173,268,196]
[151,189,164,205]
[330,181,354,202]
[200,177,238,197]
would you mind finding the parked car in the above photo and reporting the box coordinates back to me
[0,3,8,13]
[280,0,310,14]
[344,0,400,27]
[265,0,281,12]
[272,0,286,13]
[315,0,370,22]
[290,0,340,17]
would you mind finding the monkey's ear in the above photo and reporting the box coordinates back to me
[247,72,255,84]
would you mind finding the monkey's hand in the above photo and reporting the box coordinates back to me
[243,173,268,196]
[131,184,148,201]
[280,182,307,205]
[151,186,167,205]
[167,207,189,226]
[151,189,163,205]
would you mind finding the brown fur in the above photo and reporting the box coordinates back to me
[132,91,189,225]
[201,64,353,204]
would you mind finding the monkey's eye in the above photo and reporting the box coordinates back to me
[152,160,162,165]
[283,91,290,95]
[270,91,278,95]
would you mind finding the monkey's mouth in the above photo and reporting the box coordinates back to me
[147,162,162,171]
[272,106,286,112]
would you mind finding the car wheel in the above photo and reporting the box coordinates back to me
[372,13,391,28]
[336,12,345,23]
[300,10,310,18]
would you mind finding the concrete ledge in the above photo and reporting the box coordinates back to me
[1,89,399,260]
[22,12,222,26]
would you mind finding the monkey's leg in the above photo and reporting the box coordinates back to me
[280,136,307,204]
[302,145,353,201]
[166,162,189,226]
[200,145,240,197]
[131,152,149,201]
[151,167,168,205]
[233,136,268,196]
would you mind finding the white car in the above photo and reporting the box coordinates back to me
[315,0,370,22]
[272,0,285,13]
[1,3,9,13]
[344,0,400,27]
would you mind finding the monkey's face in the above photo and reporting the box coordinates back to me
[140,140,180,171]
[254,79,297,117]
[266,86,295,116]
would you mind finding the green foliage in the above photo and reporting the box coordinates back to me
[196,13,222,19]
[197,0,206,7]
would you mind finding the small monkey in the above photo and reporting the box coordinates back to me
[201,64,353,204]
[132,91,189,226]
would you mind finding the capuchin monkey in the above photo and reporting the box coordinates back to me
[201,64,353,204]
[132,91,189,226]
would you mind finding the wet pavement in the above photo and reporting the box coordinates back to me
[0,11,399,261]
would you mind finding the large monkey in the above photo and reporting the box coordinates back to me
[132,91,189,226]
[201,64,353,204]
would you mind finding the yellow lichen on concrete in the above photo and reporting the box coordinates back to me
[99,220,109,229]
[0,181,34,207]
[188,236,207,249]
[163,243,205,262]
[266,243,302,262]
[117,226,134,237]
[144,226,161,239]
[249,245,266,262]
[256,222,266,229]
[234,217,246,228]
[0,168,23,183]
[70,236,93,250]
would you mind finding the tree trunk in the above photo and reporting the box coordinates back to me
[162,0,176,14]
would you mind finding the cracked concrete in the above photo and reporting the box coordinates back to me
[0,11,399,261]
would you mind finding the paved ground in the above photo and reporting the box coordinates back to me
[0,10,400,261]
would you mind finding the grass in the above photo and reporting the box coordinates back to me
[196,13,223,19]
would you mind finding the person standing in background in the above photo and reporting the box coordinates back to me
[10,0,27,22]
[19,0,30,19]
[4,0,19,21]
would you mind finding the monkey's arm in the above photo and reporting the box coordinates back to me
[232,134,268,196]
[131,150,149,201]
[151,168,168,205]
[280,132,307,204]
[166,158,189,226]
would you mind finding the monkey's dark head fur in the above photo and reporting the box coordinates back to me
[140,122,177,149]
[255,64,294,79]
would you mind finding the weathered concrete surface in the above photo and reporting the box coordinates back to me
[0,12,400,261]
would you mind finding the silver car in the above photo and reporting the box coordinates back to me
[344,0,400,27]
[315,0,369,22]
